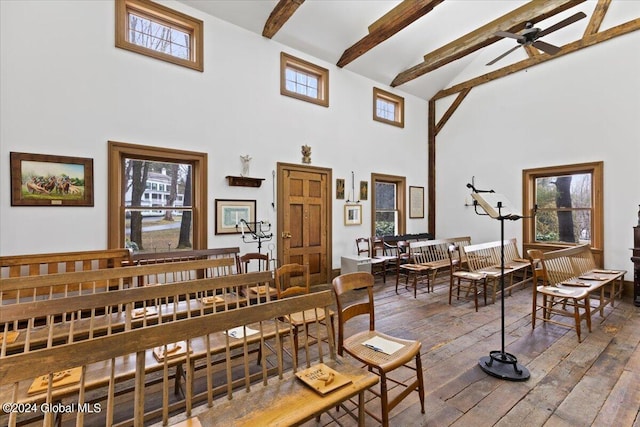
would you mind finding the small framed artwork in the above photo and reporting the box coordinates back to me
[409,186,425,218]
[336,179,345,199]
[359,181,368,201]
[10,152,94,206]
[344,204,362,226]
[215,199,256,234]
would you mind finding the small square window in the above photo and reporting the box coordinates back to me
[373,87,404,128]
[115,0,203,72]
[280,52,329,107]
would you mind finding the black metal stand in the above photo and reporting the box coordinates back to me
[236,219,273,254]
[472,198,530,381]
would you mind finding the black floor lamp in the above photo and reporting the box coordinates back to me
[469,184,530,381]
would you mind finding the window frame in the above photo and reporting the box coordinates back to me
[280,52,329,107]
[115,0,204,72]
[522,161,603,261]
[373,87,404,128]
[371,173,406,237]
[108,141,208,250]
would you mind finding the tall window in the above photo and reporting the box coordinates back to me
[108,141,207,253]
[371,173,406,236]
[280,52,329,107]
[373,87,404,128]
[523,162,603,252]
[115,0,204,71]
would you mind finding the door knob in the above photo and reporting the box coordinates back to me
[281,232,292,239]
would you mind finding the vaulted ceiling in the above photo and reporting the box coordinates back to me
[178,0,640,101]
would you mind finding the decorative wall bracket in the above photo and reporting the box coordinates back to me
[226,176,265,187]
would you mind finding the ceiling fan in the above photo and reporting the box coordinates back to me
[486,12,587,66]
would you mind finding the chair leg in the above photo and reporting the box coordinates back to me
[380,372,390,427]
[415,352,425,414]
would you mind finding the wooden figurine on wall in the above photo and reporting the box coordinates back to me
[301,145,311,164]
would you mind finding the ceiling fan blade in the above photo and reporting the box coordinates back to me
[486,45,521,66]
[537,12,587,38]
[495,31,524,42]
[532,40,561,55]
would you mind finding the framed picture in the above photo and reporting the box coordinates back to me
[10,152,94,206]
[359,181,368,201]
[344,204,362,226]
[215,199,256,234]
[336,178,345,199]
[409,186,425,218]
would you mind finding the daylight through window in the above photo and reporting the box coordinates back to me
[373,87,404,128]
[280,52,329,107]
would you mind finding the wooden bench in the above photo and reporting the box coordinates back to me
[1,291,377,427]
[0,249,132,300]
[528,244,626,342]
[0,258,244,355]
[0,268,286,426]
[462,238,531,304]
[398,236,471,297]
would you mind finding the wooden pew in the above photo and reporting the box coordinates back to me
[0,291,377,427]
[0,249,132,300]
[399,236,472,296]
[0,258,245,355]
[462,238,531,304]
[528,244,626,342]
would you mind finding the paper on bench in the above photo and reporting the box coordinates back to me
[362,336,404,355]
[542,286,574,295]
[225,326,259,339]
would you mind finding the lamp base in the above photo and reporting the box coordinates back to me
[479,351,530,381]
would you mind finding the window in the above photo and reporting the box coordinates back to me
[280,52,329,107]
[115,0,204,71]
[373,87,404,128]
[371,173,406,236]
[523,162,603,252]
[108,141,207,253]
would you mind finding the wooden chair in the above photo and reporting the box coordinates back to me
[371,237,397,278]
[332,272,425,427]
[239,252,276,301]
[274,264,333,359]
[356,237,388,282]
[448,244,487,311]
[527,249,591,342]
[394,240,412,291]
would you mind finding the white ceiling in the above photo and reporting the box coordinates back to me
[177,0,639,100]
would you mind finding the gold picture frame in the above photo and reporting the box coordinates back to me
[344,204,362,226]
[10,152,94,206]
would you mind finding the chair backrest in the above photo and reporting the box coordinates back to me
[356,238,370,257]
[527,249,547,287]
[239,252,269,273]
[396,240,410,262]
[448,244,463,272]
[371,236,390,257]
[332,272,376,356]
[274,263,309,298]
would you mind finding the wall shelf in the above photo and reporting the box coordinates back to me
[226,176,265,187]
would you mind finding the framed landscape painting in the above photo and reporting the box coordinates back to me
[10,152,94,206]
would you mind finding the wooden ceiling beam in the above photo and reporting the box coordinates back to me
[391,0,586,87]
[432,18,640,101]
[584,0,611,36]
[262,0,305,39]
[337,0,444,68]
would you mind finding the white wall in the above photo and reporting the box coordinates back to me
[0,1,429,268]
[435,30,640,278]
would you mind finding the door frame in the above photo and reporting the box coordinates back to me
[276,162,332,284]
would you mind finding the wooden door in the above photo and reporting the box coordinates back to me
[277,163,332,285]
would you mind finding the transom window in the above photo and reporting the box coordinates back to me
[523,162,603,254]
[115,0,204,71]
[280,52,329,107]
[373,87,404,128]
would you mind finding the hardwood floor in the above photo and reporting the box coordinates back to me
[309,272,640,427]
